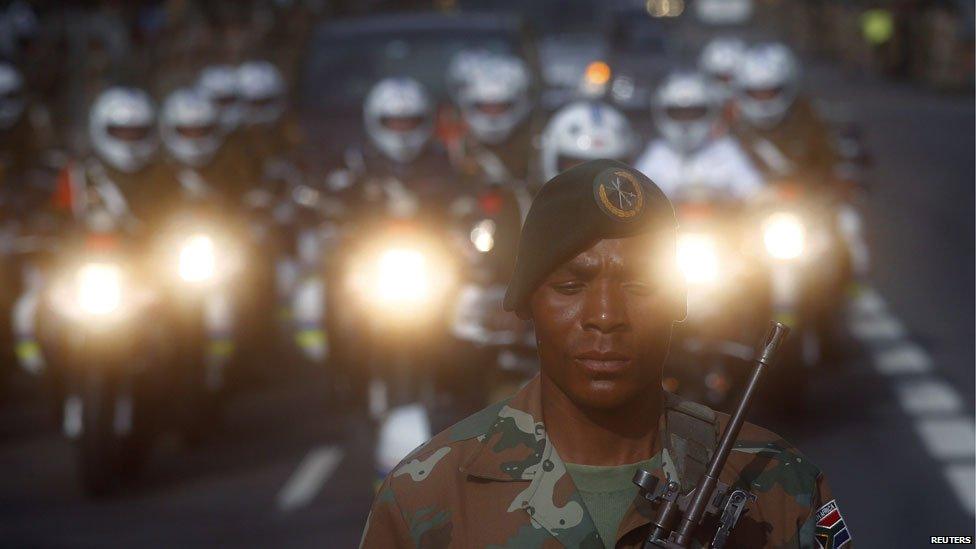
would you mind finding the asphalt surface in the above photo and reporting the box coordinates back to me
[0,64,973,548]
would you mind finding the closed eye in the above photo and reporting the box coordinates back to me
[550,281,585,295]
[622,281,654,296]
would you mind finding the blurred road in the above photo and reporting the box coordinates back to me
[0,63,972,548]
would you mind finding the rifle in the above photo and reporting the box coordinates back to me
[633,321,790,549]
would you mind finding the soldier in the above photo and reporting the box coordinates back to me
[360,159,850,548]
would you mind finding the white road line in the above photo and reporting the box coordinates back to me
[913,418,976,461]
[852,287,887,316]
[850,286,975,515]
[277,445,344,512]
[945,463,976,515]
[848,313,906,341]
[874,344,933,375]
[896,379,963,415]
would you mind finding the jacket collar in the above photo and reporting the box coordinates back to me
[460,374,548,482]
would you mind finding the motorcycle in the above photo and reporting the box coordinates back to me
[667,183,768,410]
[42,193,245,494]
[44,223,172,496]
[153,202,245,442]
[751,179,850,408]
[340,216,459,480]
[448,183,537,406]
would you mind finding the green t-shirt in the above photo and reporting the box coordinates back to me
[565,458,658,548]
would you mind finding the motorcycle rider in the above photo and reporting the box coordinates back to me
[635,70,764,200]
[451,53,535,186]
[13,86,163,382]
[336,77,466,480]
[1,61,61,382]
[157,87,240,401]
[445,53,538,405]
[348,76,456,212]
[197,64,246,136]
[235,59,309,348]
[732,42,836,183]
[733,42,869,281]
[236,60,297,160]
[539,100,639,184]
[699,36,747,93]
[699,36,747,124]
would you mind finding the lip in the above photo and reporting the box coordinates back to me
[575,350,632,361]
[573,350,633,376]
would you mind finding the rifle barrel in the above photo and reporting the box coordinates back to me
[672,322,790,546]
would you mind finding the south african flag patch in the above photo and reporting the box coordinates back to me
[814,499,851,548]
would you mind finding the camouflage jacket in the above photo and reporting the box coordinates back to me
[361,375,849,548]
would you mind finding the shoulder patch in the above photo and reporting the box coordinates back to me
[814,499,851,548]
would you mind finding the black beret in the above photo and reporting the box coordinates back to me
[503,159,676,314]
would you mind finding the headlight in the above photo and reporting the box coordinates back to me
[178,234,217,283]
[376,248,431,303]
[348,239,455,317]
[763,212,806,260]
[470,219,496,253]
[75,263,123,316]
[677,233,720,285]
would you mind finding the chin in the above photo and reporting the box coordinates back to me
[570,379,640,410]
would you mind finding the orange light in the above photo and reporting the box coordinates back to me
[585,61,612,86]
[663,376,680,393]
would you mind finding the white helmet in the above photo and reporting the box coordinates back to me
[198,65,244,132]
[160,88,223,167]
[541,101,637,182]
[363,77,432,164]
[89,87,157,173]
[699,37,746,92]
[237,61,286,126]
[735,42,799,129]
[652,71,722,153]
[445,48,494,102]
[0,62,26,130]
[456,55,531,145]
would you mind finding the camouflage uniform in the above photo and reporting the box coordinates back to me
[361,375,848,548]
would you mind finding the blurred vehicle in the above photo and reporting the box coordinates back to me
[341,216,460,481]
[42,213,172,496]
[39,163,251,493]
[300,12,539,164]
[750,179,851,407]
[667,183,766,410]
[448,182,535,404]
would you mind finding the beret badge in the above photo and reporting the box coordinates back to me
[593,167,645,222]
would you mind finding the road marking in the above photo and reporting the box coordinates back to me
[945,463,976,515]
[277,445,344,512]
[850,287,975,515]
[874,344,932,375]
[848,313,905,340]
[851,287,887,316]
[914,418,976,460]
[896,379,963,415]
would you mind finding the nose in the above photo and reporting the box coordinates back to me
[580,279,630,334]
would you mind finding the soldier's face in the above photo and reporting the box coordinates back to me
[529,234,682,411]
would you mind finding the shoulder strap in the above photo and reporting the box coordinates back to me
[663,391,718,493]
